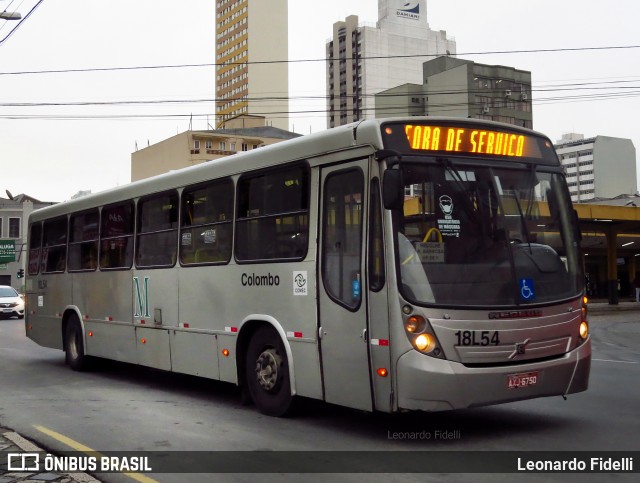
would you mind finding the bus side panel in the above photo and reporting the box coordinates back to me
[135,326,171,371]
[288,340,323,400]
[26,273,71,350]
[368,285,393,412]
[177,265,234,381]
[74,271,137,363]
[26,313,63,350]
[171,331,220,379]
[84,321,136,363]
[218,334,238,384]
[74,271,133,327]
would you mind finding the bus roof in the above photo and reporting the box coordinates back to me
[28,117,553,222]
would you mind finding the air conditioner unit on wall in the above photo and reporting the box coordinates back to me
[505,89,512,97]
[482,106,490,114]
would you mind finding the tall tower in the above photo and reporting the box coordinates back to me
[215,0,289,130]
[326,0,456,127]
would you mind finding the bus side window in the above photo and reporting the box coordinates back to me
[235,165,309,262]
[100,201,134,270]
[369,177,385,292]
[28,222,43,276]
[42,216,68,273]
[322,168,364,309]
[180,178,233,265]
[136,191,179,268]
[68,209,99,272]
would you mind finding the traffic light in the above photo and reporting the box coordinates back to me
[17,268,24,279]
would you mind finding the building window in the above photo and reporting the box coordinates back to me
[241,143,248,151]
[230,142,236,151]
[205,140,212,150]
[9,218,20,238]
[194,140,200,150]
[220,141,226,150]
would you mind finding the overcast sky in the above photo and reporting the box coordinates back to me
[1,0,639,202]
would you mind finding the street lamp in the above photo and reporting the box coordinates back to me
[0,11,21,20]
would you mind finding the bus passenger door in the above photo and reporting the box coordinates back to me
[318,160,372,411]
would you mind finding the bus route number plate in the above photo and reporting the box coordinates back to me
[507,371,538,389]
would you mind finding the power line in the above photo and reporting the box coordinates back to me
[2,44,640,76]
[2,78,639,107]
[0,0,45,47]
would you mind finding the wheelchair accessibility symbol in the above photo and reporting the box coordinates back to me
[519,278,535,301]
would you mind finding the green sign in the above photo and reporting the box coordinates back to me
[0,240,16,263]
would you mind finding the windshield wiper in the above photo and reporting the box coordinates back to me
[511,190,532,254]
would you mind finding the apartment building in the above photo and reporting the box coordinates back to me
[215,0,288,130]
[131,116,300,181]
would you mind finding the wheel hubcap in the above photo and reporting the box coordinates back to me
[255,348,281,392]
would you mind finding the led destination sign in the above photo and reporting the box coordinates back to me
[405,124,530,157]
[381,122,552,160]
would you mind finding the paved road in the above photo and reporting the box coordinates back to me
[0,307,638,482]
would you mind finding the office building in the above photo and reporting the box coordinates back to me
[555,133,637,202]
[375,56,533,128]
[215,0,288,130]
[327,0,456,127]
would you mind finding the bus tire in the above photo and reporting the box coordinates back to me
[245,326,294,417]
[64,316,91,371]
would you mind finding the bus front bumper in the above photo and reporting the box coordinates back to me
[395,339,591,412]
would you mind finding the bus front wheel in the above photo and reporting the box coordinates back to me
[64,316,90,371]
[245,326,294,417]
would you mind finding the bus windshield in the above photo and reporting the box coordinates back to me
[395,160,583,307]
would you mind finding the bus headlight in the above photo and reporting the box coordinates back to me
[578,297,589,343]
[415,333,436,353]
[579,321,589,340]
[402,309,445,358]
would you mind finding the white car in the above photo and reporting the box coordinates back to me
[0,285,25,319]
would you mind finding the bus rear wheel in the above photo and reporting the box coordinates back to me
[245,326,294,417]
[64,316,91,371]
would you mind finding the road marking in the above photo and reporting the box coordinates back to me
[592,358,638,364]
[34,425,159,483]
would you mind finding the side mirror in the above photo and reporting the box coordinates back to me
[383,168,403,211]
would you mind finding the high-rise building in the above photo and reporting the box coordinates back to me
[215,0,288,130]
[326,0,456,128]
[555,133,637,202]
[375,57,533,129]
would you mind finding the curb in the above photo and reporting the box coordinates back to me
[1,427,100,483]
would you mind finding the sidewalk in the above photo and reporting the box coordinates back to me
[588,298,640,314]
[0,427,99,483]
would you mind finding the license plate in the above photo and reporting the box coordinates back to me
[2,308,12,313]
[507,371,539,389]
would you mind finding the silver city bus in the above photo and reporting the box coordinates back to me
[25,118,590,416]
